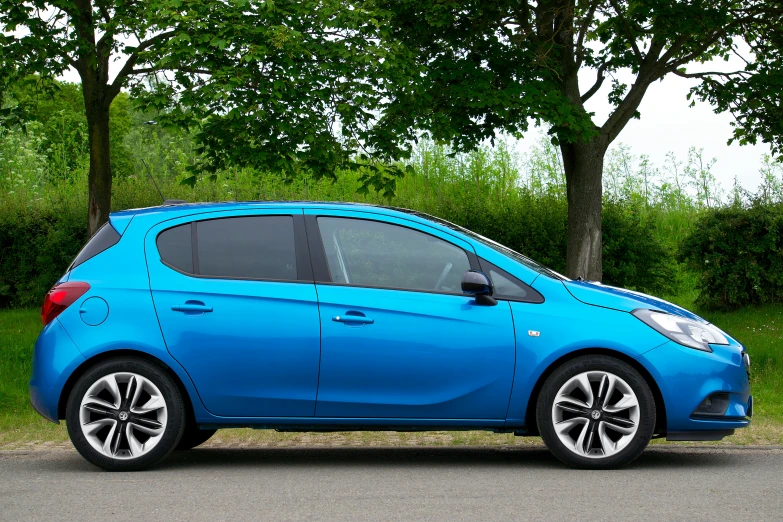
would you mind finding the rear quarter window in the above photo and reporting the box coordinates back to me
[157,223,193,273]
[71,223,121,269]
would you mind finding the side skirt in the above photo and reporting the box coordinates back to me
[196,417,518,433]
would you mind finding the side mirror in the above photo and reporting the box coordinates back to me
[461,270,497,306]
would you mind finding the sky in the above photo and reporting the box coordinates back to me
[512,57,773,192]
[57,44,773,193]
[581,67,771,191]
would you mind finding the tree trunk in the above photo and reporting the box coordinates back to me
[560,134,608,281]
[84,97,112,237]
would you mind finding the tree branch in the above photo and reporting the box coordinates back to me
[600,60,661,143]
[575,0,599,64]
[126,66,212,76]
[96,2,112,24]
[580,62,608,102]
[608,0,643,62]
[673,69,750,79]
[106,30,177,98]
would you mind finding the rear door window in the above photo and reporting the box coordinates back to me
[196,216,297,280]
[156,215,298,281]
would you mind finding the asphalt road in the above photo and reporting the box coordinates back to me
[1,445,781,521]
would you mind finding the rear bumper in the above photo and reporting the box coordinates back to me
[29,319,86,423]
[29,385,58,423]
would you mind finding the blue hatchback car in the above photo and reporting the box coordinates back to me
[30,202,751,470]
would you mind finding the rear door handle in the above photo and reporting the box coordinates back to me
[333,314,374,324]
[172,301,213,313]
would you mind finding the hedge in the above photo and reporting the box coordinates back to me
[680,203,783,309]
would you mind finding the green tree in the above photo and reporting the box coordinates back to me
[377,0,783,280]
[0,1,402,234]
[1,1,187,234]
[143,1,412,197]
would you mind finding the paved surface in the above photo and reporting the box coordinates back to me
[1,445,781,521]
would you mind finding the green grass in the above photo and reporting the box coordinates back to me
[2,304,781,449]
[0,309,69,444]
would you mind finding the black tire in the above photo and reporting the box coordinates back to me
[176,425,217,451]
[66,357,186,471]
[536,355,656,469]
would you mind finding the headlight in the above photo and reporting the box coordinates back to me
[632,309,729,352]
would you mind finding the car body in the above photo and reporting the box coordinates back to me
[29,201,752,470]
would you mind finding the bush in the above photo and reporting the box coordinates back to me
[602,201,676,293]
[680,203,783,308]
[0,200,87,308]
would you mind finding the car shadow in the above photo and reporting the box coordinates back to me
[150,444,740,472]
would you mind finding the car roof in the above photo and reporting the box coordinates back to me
[111,201,436,226]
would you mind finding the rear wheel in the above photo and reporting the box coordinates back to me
[536,355,656,469]
[66,357,185,471]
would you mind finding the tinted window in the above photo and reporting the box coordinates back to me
[388,207,567,280]
[490,269,529,299]
[317,217,470,293]
[71,223,121,269]
[197,216,296,280]
[481,259,544,303]
[157,223,193,273]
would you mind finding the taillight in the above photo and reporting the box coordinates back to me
[41,282,91,325]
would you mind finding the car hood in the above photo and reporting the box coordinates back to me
[563,280,708,324]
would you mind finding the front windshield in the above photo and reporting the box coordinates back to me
[389,207,568,281]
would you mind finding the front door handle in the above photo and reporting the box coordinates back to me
[172,301,213,314]
[333,314,374,324]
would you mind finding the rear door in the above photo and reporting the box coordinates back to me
[146,209,321,417]
[306,210,516,420]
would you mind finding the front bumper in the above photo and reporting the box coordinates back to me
[638,341,751,436]
[29,319,86,423]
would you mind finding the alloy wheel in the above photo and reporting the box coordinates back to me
[78,372,168,460]
[551,371,640,458]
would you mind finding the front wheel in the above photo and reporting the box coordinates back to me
[66,357,186,471]
[536,355,656,469]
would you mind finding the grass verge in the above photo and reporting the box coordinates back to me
[2,305,781,449]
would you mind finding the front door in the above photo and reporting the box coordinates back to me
[147,210,321,417]
[307,211,516,420]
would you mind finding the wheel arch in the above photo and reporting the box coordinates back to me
[523,348,667,436]
[57,349,197,422]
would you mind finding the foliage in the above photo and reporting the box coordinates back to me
[137,1,415,196]
[1,79,136,179]
[0,1,412,233]
[376,0,781,151]
[680,203,783,308]
[373,0,783,280]
[0,197,87,309]
[689,3,783,157]
[0,123,48,196]
[602,201,676,293]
